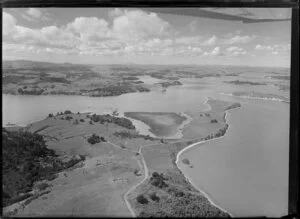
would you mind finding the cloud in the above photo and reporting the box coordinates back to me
[111,9,171,41]
[188,20,198,32]
[203,46,223,56]
[1,10,257,59]
[226,46,247,56]
[202,35,217,46]
[22,8,52,22]
[225,35,255,44]
[67,17,110,42]
[255,43,290,55]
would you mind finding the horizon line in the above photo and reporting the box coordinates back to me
[2,59,290,69]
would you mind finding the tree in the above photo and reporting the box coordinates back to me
[136,194,148,204]
[149,192,160,202]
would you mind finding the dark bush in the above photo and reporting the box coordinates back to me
[90,114,135,129]
[87,134,106,144]
[80,119,84,122]
[64,110,72,115]
[149,192,160,202]
[65,116,73,121]
[210,119,218,123]
[150,172,168,188]
[136,194,148,204]
[182,158,190,165]
[37,183,50,191]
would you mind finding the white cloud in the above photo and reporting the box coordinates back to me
[175,36,202,45]
[203,47,223,56]
[3,12,17,37]
[226,46,247,56]
[22,8,52,22]
[111,9,171,41]
[27,8,42,18]
[254,43,291,55]
[67,17,110,42]
[211,47,221,55]
[188,20,198,32]
[202,35,217,46]
[225,35,255,44]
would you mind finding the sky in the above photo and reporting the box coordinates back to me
[2,8,292,67]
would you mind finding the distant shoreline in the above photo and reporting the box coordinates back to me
[221,92,290,103]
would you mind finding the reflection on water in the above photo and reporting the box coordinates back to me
[2,75,289,217]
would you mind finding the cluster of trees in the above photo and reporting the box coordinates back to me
[17,87,44,95]
[225,80,266,85]
[90,114,135,130]
[203,124,229,140]
[113,131,154,140]
[122,76,139,80]
[225,103,241,111]
[2,129,84,207]
[86,84,150,97]
[136,194,149,204]
[40,76,70,84]
[87,134,106,144]
[136,192,160,205]
[65,116,73,121]
[48,110,75,118]
[210,119,218,123]
[138,185,230,217]
[149,192,160,202]
[150,172,168,189]
[159,81,182,88]
[64,110,72,114]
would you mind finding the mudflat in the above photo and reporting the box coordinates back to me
[124,112,186,137]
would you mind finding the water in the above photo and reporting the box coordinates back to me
[178,100,289,217]
[2,75,289,217]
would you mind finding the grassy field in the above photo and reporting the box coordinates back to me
[3,111,161,217]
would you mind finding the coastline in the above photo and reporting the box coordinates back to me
[221,92,290,103]
[175,106,241,218]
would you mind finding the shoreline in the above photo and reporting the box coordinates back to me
[175,106,241,218]
[221,92,290,103]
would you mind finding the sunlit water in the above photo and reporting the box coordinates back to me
[2,74,289,217]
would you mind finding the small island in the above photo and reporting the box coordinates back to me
[156,80,183,88]
[224,80,266,86]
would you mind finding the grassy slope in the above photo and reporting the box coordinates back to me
[5,112,161,217]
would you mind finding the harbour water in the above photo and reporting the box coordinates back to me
[2,74,290,217]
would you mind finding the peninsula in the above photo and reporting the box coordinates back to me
[3,99,241,217]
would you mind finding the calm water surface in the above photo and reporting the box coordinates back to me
[2,75,289,217]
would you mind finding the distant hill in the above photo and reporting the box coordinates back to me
[2,60,90,70]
